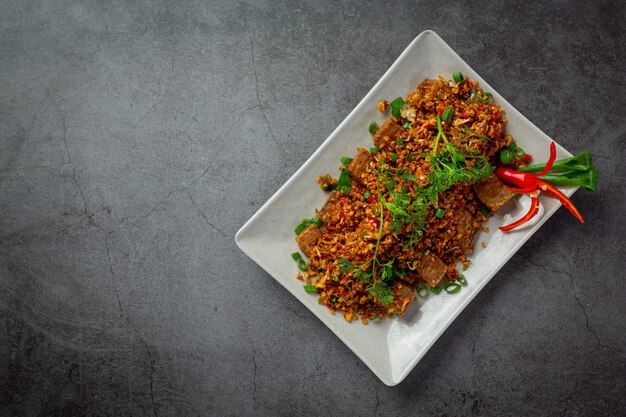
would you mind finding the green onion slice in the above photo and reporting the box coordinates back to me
[500,148,515,165]
[297,259,308,272]
[429,285,442,295]
[453,71,464,83]
[294,223,306,235]
[458,274,468,286]
[435,208,445,218]
[370,147,379,154]
[403,122,412,129]
[444,281,462,294]
[417,283,429,299]
[363,190,372,200]
[441,107,453,123]
[390,97,405,118]
[291,252,302,261]
[341,156,353,166]
[396,138,405,145]
[368,122,379,134]
[336,169,352,195]
[303,284,317,293]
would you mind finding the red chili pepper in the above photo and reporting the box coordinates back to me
[367,215,379,229]
[366,195,376,203]
[495,167,538,189]
[536,179,585,224]
[521,154,533,163]
[535,142,557,177]
[495,141,584,231]
[504,185,537,194]
[500,195,540,232]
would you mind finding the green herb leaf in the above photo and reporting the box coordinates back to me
[368,121,379,134]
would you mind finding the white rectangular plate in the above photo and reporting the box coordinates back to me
[235,30,577,386]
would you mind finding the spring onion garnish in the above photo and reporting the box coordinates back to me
[397,138,405,145]
[368,122,379,134]
[499,148,515,165]
[457,274,467,285]
[294,216,321,234]
[336,169,352,195]
[435,208,446,218]
[297,259,308,272]
[453,71,464,83]
[390,152,398,163]
[303,284,317,293]
[291,252,302,261]
[417,283,429,299]
[444,281,462,294]
[441,107,453,123]
[341,156,353,167]
[403,121,412,130]
[370,147,379,154]
[429,285,442,295]
[390,97,405,118]
[363,190,372,200]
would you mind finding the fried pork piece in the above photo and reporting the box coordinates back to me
[454,207,480,252]
[295,224,321,258]
[317,191,341,223]
[414,250,447,287]
[385,282,417,315]
[473,173,514,211]
[347,148,374,186]
[373,118,403,150]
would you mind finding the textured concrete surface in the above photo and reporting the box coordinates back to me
[1,0,625,416]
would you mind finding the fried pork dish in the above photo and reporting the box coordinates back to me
[293,74,516,323]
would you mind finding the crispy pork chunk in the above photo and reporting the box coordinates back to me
[373,118,403,150]
[473,173,514,211]
[347,148,374,186]
[295,224,321,258]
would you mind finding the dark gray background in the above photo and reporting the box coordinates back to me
[1,1,625,416]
